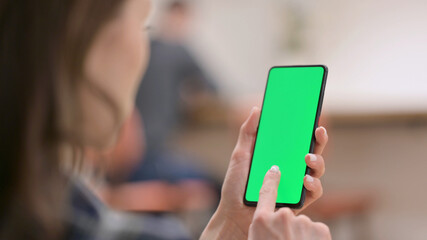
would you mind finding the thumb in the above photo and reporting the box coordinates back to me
[221,107,260,201]
[231,106,260,164]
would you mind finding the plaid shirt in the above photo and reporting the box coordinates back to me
[65,180,191,240]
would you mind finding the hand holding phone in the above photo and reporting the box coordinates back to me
[244,65,328,208]
[201,106,328,239]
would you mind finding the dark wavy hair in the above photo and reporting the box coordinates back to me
[0,0,125,239]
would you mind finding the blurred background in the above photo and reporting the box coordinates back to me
[96,0,427,239]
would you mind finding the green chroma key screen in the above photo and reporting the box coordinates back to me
[245,65,326,206]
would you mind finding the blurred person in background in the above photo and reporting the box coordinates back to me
[0,0,330,239]
[127,0,219,186]
[138,0,217,154]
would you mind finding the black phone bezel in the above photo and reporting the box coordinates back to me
[243,64,328,209]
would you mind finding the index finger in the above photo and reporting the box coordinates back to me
[254,165,281,217]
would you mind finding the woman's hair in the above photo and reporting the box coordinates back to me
[0,0,125,239]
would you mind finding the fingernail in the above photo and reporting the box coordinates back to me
[308,154,317,162]
[306,175,314,182]
[270,165,280,173]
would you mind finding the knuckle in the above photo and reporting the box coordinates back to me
[239,121,256,140]
[231,148,250,162]
[240,122,249,133]
[318,156,326,172]
[309,178,323,198]
[259,185,274,196]
[316,182,324,198]
[296,214,311,224]
[260,180,278,196]
[277,208,293,220]
[324,132,329,142]
[317,154,324,164]
[315,222,331,237]
[253,214,269,226]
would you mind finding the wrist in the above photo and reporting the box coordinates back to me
[201,208,247,240]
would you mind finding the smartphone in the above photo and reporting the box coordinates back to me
[243,65,328,209]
